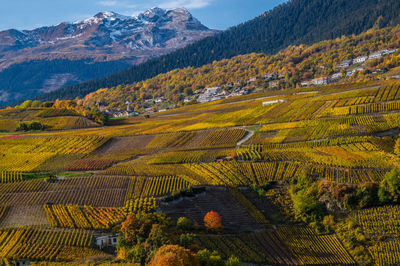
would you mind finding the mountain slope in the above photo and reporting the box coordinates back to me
[36,0,400,102]
[0,8,216,105]
[0,59,132,103]
[79,26,400,112]
[0,8,215,68]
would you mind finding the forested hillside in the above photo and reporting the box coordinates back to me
[36,0,400,102]
[0,59,130,107]
[80,26,400,111]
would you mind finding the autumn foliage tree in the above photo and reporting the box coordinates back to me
[148,244,200,266]
[120,214,143,244]
[119,213,171,263]
[394,138,400,155]
[203,211,223,231]
[77,26,400,111]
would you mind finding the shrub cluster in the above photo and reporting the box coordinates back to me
[16,122,45,131]
[290,168,400,234]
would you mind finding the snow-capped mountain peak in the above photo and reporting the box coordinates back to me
[142,7,166,17]
[0,6,218,104]
[94,11,131,21]
[0,7,218,67]
[95,11,118,18]
[73,11,129,26]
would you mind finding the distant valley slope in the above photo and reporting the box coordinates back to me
[36,0,400,102]
[0,8,216,105]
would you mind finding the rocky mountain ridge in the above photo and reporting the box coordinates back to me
[0,8,217,105]
[0,7,216,68]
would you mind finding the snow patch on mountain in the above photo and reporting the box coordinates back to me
[0,7,218,68]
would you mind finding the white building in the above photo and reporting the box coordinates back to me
[264,73,276,80]
[382,49,398,55]
[301,81,313,87]
[346,67,364,77]
[197,87,221,103]
[112,111,130,118]
[353,56,368,64]
[144,108,155,113]
[154,97,165,103]
[337,59,353,69]
[240,89,249,95]
[263,99,287,106]
[312,77,330,86]
[331,73,342,80]
[95,235,119,248]
[369,51,384,60]
[206,87,220,94]
[346,70,355,77]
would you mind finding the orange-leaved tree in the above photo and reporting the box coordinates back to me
[120,214,141,243]
[203,211,223,230]
[148,244,200,266]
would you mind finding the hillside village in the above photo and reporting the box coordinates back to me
[299,49,397,87]
[107,47,399,118]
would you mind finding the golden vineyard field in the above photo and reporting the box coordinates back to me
[2,27,400,265]
[1,78,400,264]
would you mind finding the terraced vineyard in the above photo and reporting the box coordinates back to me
[195,226,356,265]
[125,176,192,198]
[146,132,196,149]
[0,108,99,132]
[229,189,269,225]
[2,31,400,264]
[0,176,130,207]
[0,136,108,172]
[148,149,232,164]
[186,161,303,186]
[0,206,9,223]
[65,158,117,171]
[124,197,158,214]
[369,239,400,266]
[310,165,386,183]
[356,205,400,237]
[0,172,22,183]
[195,233,275,263]
[0,227,93,261]
[276,226,356,265]
[199,128,247,148]
[2,79,400,264]
[44,204,127,230]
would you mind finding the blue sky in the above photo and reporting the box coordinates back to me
[0,0,287,31]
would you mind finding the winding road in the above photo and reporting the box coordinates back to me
[236,129,254,147]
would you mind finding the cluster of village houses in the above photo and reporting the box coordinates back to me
[108,87,250,117]
[196,86,249,103]
[107,48,398,117]
[197,49,399,105]
[300,48,398,87]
